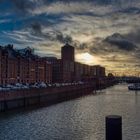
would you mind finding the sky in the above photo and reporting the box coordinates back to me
[0,0,140,76]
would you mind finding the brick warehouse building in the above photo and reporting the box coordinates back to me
[0,45,52,85]
[61,43,75,82]
[17,55,29,84]
[0,44,105,85]
[1,45,18,85]
[50,43,106,83]
[90,65,105,78]
[61,43,75,62]
[51,43,75,83]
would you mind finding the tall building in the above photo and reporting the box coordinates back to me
[61,43,75,62]
[61,43,75,82]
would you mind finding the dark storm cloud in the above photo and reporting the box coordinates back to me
[31,22,42,35]
[77,43,88,50]
[88,33,139,58]
[125,29,140,44]
[56,33,73,44]
[30,22,89,50]
[30,22,73,44]
[104,33,137,51]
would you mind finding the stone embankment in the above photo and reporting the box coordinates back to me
[0,80,117,112]
[0,83,95,111]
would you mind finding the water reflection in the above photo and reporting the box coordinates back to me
[0,84,140,140]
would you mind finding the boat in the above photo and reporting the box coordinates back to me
[128,83,140,90]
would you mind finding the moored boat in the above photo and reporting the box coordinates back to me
[128,83,140,90]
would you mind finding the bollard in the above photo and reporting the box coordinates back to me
[106,115,122,140]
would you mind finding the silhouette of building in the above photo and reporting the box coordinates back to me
[90,65,105,77]
[74,62,83,81]
[50,44,75,83]
[51,43,106,83]
[1,45,18,85]
[45,61,52,84]
[0,45,52,85]
[0,43,106,85]
[61,43,74,62]
[17,55,29,83]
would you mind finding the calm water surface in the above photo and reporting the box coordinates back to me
[0,84,140,140]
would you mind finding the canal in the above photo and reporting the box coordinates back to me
[0,84,140,140]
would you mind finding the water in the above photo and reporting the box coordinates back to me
[0,84,140,140]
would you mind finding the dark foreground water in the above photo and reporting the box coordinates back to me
[0,84,140,140]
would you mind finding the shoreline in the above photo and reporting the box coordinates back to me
[0,81,116,112]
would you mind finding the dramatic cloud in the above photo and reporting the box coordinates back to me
[125,28,140,44]
[104,33,137,51]
[30,22,73,44]
[0,0,140,75]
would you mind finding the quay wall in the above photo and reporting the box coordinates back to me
[0,84,95,112]
[0,79,117,112]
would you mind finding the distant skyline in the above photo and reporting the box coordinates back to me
[0,0,140,76]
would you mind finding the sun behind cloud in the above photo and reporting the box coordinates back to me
[76,52,98,65]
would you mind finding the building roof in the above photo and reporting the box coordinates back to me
[1,44,19,59]
[63,43,74,48]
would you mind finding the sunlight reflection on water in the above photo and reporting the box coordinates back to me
[0,84,140,140]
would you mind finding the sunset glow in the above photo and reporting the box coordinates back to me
[76,53,98,65]
[0,0,140,76]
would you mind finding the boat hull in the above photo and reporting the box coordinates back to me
[128,84,140,91]
[128,87,140,91]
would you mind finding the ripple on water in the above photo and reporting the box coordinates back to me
[0,84,140,140]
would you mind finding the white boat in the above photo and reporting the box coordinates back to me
[128,83,140,90]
